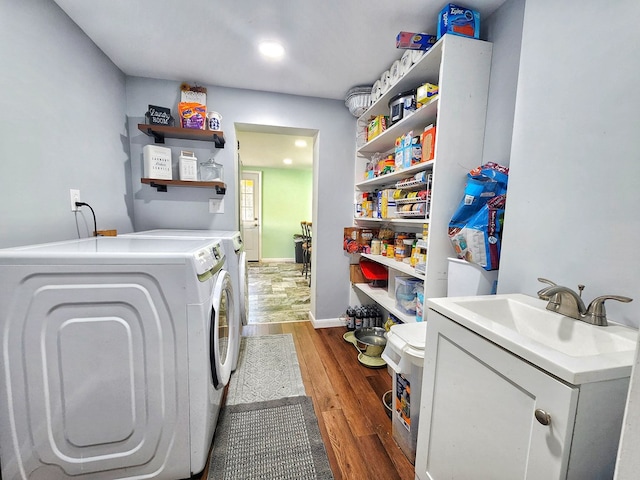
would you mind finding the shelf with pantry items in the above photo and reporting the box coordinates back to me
[358,96,438,155]
[355,160,434,190]
[350,33,493,311]
[361,252,425,280]
[137,123,225,148]
[352,283,417,324]
[355,170,432,223]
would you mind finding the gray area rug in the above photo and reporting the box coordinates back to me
[209,396,333,480]
[226,334,306,405]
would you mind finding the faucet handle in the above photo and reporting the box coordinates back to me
[586,295,633,326]
[537,278,558,300]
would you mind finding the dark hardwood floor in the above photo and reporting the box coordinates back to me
[242,321,415,480]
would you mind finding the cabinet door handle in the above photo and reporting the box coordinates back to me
[534,409,551,426]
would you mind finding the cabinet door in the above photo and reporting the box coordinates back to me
[416,311,579,480]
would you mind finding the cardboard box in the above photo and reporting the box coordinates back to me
[367,115,388,141]
[416,83,439,104]
[437,3,480,39]
[344,227,378,254]
[396,32,437,51]
[421,125,437,162]
[350,264,367,284]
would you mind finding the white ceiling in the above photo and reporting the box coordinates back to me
[52,0,506,168]
[52,0,506,101]
[236,128,315,170]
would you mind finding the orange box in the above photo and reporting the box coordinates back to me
[421,125,436,162]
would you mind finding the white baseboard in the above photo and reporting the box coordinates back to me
[260,258,295,263]
[309,310,345,329]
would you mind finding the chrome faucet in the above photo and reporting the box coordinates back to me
[537,278,632,326]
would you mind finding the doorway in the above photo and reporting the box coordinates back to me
[240,170,261,262]
[235,123,315,264]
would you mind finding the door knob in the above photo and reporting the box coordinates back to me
[534,409,551,426]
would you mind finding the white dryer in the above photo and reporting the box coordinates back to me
[0,236,235,480]
[124,229,248,371]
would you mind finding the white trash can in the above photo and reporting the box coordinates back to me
[381,322,427,464]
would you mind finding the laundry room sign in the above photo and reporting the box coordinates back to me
[146,104,173,126]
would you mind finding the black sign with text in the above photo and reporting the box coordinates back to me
[146,105,173,126]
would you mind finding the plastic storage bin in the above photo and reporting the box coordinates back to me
[395,277,423,314]
[381,322,427,464]
[447,257,498,296]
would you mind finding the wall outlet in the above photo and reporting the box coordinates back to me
[70,189,81,212]
[209,198,224,214]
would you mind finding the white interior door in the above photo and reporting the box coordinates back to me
[240,171,261,262]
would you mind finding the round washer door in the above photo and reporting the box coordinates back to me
[210,270,234,389]
[238,250,248,326]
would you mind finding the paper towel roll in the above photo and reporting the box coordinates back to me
[380,70,391,93]
[371,80,381,102]
[400,50,413,75]
[389,60,401,85]
[411,50,425,64]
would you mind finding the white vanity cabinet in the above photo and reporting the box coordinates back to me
[415,309,631,480]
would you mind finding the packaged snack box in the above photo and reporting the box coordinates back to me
[437,3,480,39]
[367,115,388,141]
[416,83,439,104]
[421,125,437,162]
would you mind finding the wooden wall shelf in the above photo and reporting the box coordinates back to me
[137,124,225,148]
[141,178,226,194]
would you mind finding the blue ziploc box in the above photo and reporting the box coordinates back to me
[396,32,438,51]
[437,3,480,39]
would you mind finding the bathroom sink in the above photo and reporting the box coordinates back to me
[427,293,639,384]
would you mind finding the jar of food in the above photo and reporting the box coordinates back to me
[395,235,407,261]
[371,239,382,255]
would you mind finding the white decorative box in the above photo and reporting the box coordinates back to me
[143,145,172,180]
[179,150,198,181]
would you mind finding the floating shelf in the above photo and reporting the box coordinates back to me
[137,124,225,148]
[141,178,226,194]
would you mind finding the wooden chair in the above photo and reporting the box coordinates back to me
[300,221,312,283]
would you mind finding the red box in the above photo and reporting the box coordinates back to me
[421,125,437,162]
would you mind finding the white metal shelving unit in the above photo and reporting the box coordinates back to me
[350,34,493,323]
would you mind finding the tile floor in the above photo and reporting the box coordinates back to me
[247,261,311,324]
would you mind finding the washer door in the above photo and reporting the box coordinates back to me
[238,249,248,326]
[210,271,234,389]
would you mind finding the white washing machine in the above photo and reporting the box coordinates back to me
[0,236,235,480]
[124,229,248,371]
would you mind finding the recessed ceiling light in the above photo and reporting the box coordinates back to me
[294,139,307,148]
[259,41,285,59]
[283,158,293,165]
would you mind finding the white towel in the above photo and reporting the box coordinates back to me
[411,50,425,64]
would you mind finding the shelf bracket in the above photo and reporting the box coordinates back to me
[215,185,226,195]
[149,181,168,192]
[150,131,165,144]
[213,134,225,149]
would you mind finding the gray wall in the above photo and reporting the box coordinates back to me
[126,78,356,322]
[0,0,132,248]
[482,0,525,165]
[496,0,640,329]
